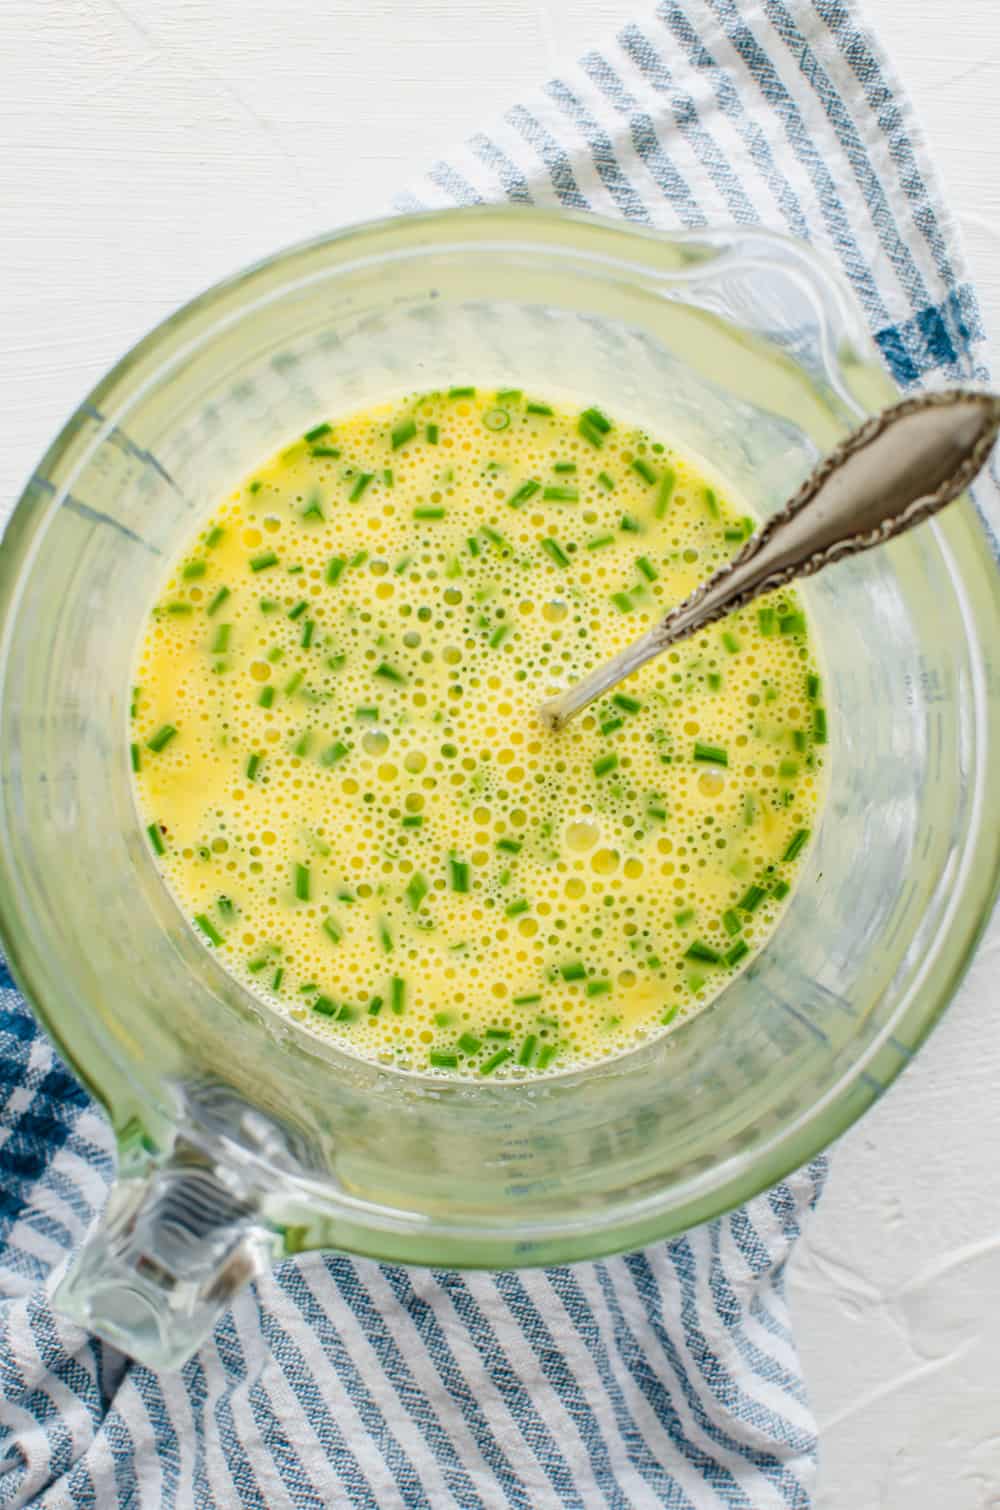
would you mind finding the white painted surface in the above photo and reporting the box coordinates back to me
[2,2,998,1503]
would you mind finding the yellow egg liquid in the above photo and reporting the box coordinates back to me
[132,389,825,1077]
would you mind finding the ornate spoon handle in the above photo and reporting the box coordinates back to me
[540,388,1000,731]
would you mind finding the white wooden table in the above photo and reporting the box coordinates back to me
[3,3,999,1504]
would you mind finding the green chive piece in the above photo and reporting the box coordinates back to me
[259,599,278,614]
[211,624,231,654]
[601,717,623,735]
[497,389,522,405]
[194,913,223,947]
[722,631,740,654]
[292,732,312,759]
[349,472,374,502]
[554,461,577,474]
[294,863,310,901]
[536,1043,559,1070]
[367,995,384,1016]
[707,672,722,691]
[311,444,340,458]
[508,479,541,509]
[758,607,776,635]
[206,586,230,616]
[586,980,611,997]
[449,386,475,398]
[326,556,346,585]
[807,672,821,701]
[247,481,262,494]
[217,895,235,921]
[305,422,332,443]
[654,467,676,517]
[402,814,423,830]
[246,753,262,782]
[182,560,206,580]
[497,837,522,855]
[636,556,659,581]
[247,956,269,974]
[486,1027,512,1039]
[674,908,695,927]
[480,1048,513,1076]
[426,424,439,444]
[772,878,791,900]
[613,693,642,714]
[356,706,378,721]
[391,976,406,1014]
[391,418,417,450]
[130,742,141,773]
[458,1032,481,1054]
[483,408,510,432]
[579,406,611,438]
[375,662,406,685]
[377,917,393,954]
[512,994,541,1006]
[320,741,350,767]
[813,707,827,744]
[301,494,325,521]
[543,484,579,502]
[300,620,315,649]
[631,458,657,485]
[288,601,307,621]
[312,996,337,1017]
[685,940,721,964]
[349,550,368,568]
[146,822,165,856]
[258,685,275,708]
[250,552,278,572]
[505,899,530,917]
[693,741,728,766]
[147,724,177,753]
[206,525,225,547]
[722,909,742,937]
[619,514,641,533]
[593,753,619,778]
[560,961,587,982]
[518,1036,537,1067]
[739,885,766,912]
[406,873,429,911]
[541,537,570,568]
[414,505,446,521]
[323,916,342,945]
[586,534,616,550]
[271,967,284,991]
[611,592,633,613]
[783,828,810,862]
[449,855,470,892]
[780,611,807,636]
[726,940,750,966]
[165,602,194,615]
[489,623,511,649]
[429,1050,458,1069]
[704,487,720,518]
[779,758,799,778]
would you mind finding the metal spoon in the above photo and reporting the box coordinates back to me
[539,388,1000,732]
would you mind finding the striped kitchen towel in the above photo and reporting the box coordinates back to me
[0,1,993,1507]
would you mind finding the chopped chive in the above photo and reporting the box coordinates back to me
[505,898,530,917]
[402,814,423,829]
[429,1050,459,1069]
[722,909,742,936]
[394,555,411,575]
[211,624,231,654]
[597,471,616,492]
[772,878,791,901]
[217,895,235,921]
[726,940,750,966]
[349,472,374,502]
[779,611,807,636]
[391,418,417,450]
[693,741,728,766]
[374,661,406,685]
[543,484,579,502]
[377,917,393,954]
[206,525,225,547]
[247,956,269,974]
[722,631,740,654]
[489,623,511,649]
[783,828,810,862]
[130,742,141,772]
[580,406,611,435]
[497,388,522,405]
[707,672,722,691]
[483,408,510,432]
[536,1043,559,1070]
[560,961,587,982]
[284,670,303,695]
[271,967,284,991]
[613,692,642,715]
[246,753,262,782]
[260,599,278,614]
[327,654,345,672]
[449,386,475,398]
[497,837,522,855]
[631,457,657,485]
[541,537,570,568]
[518,1036,537,1067]
[704,487,719,518]
[250,551,278,572]
[258,685,275,708]
[349,550,368,568]
[146,822,165,856]
[310,445,340,458]
[526,400,552,415]
[806,672,821,701]
[326,556,346,585]
[413,505,446,521]
[426,424,439,444]
[511,995,540,1008]
[383,468,394,488]
[458,1032,481,1054]
[449,855,470,892]
[486,1027,512,1040]
[304,422,332,443]
[593,753,619,778]
[182,560,207,580]
[323,916,342,945]
[405,873,429,911]
[391,975,406,1014]
[601,716,623,735]
[247,481,262,495]
[553,461,577,474]
[674,907,695,926]
[165,602,193,615]
[508,479,541,509]
[480,525,511,553]
[685,940,721,964]
[294,863,310,901]
[194,913,223,947]
[738,884,766,912]
[356,706,378,721]
[206,586,230,616]
[619,513,641,533]
[480,1048,513,1076]
[611,592,633,612]
[300,620,315,648]
[779,758,799,778]
[586,534,616,550]
[320,741,350,767]
[288,601,307,621]
[743,792,756,825]
[301,495,325,522]
[654,467,676,518]
[586,980,611,997]
[466,536,481,557]
[147,724,177,753]
[813,707,827,744]
[758,607,776,635]
[636,555,659,581]
[312,996,338,1018]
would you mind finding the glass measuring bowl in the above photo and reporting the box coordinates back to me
[0,208,996,1371]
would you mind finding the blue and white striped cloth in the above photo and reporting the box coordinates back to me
[0,2,993,1506]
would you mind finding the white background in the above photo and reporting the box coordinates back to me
[4,2,999,1505]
